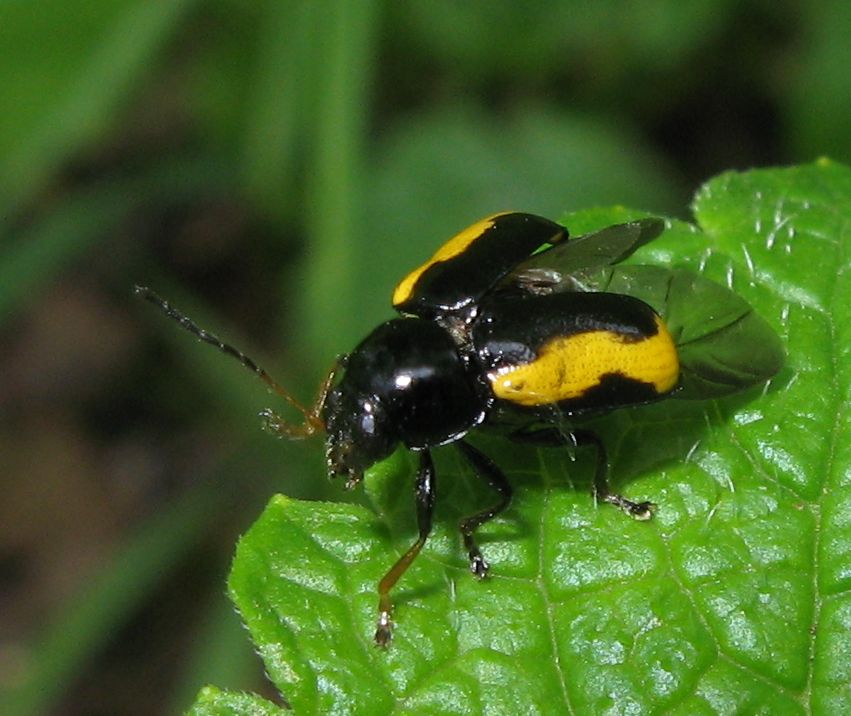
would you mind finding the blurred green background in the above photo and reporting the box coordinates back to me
[0,1,848,714]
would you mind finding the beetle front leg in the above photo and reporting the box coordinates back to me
[260,356,346,439]
[375,450,436,646]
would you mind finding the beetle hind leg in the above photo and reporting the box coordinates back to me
[509,426,654,520]
[577,429,654,520]
[455,440,513,578]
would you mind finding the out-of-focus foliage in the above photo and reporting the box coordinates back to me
[0,2,847,715]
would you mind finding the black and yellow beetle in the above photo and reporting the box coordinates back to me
[137,212,783,646]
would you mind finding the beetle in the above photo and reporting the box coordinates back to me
[137,211,782,646]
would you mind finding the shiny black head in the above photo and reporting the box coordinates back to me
[323,385,396,487]
[322,317,488,486]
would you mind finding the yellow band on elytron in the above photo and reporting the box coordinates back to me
[490,316,680,407]
[392,213,511,307]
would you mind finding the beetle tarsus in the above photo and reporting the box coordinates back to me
[373,451,435,645]
[468,551,489,578]
[375,609,393,647]
[600,494,656,520]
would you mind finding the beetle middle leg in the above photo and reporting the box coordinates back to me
[375,449,435,647]
[455,440,513,578]
[510,426,654,520]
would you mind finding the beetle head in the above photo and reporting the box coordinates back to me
[322,386,397,489]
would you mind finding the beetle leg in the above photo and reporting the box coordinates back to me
[509,426,654,520]
[572,429,654,520]
[260,356,345,439]
[456,440,513,579]
[375,450,435,647]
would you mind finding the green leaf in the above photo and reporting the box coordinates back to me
[187,686,286,716]
[191,161,851,714]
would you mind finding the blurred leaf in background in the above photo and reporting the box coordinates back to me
[0,1,848,715]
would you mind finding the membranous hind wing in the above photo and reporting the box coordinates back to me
[502,218,665,295]
[501,217,782,398]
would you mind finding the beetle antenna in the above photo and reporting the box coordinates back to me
[134,285,323,434]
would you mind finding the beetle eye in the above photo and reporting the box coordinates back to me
[360,412,376,435]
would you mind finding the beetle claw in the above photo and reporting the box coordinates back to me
[469,551,490,578]
[375,610,393,647]
[601,493,656,520]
